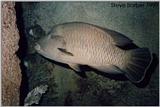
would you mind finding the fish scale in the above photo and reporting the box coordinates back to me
[63,23,126,66]
[35,22,152,83]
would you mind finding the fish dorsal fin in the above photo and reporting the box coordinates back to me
[104,28,133,47]
[58,48,74,56]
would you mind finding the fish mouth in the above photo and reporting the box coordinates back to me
[34,43,41,51]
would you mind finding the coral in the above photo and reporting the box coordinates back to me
[24,85,48,106]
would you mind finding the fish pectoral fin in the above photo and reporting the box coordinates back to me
[105,28,133,47]
[58,48,74,56]
[68,63,81,72]
[91,65,123,74]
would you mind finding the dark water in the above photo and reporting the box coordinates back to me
[16,2,159,106]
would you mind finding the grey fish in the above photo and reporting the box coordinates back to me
[34,22,152,83]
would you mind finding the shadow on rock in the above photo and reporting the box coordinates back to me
[15,2,29,106]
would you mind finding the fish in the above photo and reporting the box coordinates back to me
[34,22,152,83]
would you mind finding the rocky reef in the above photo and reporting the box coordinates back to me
[2,2,21,106]
[11,2,159,106]
[2,2,159,106]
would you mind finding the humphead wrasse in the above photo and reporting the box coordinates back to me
[34,22,152,83]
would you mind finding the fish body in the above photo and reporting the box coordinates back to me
[35,22,152,83]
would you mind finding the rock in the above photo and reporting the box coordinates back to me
[2,2,21,106]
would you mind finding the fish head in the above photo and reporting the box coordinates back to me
[34,34,65,60]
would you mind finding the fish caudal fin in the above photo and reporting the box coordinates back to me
[123,48,152,83]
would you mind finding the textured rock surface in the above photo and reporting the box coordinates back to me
[21,2,159,106]
[2,2,21,106]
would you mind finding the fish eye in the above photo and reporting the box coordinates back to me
[35,43,41,51]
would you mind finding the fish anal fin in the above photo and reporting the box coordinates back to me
[92,65,123,74]
[68,63,81,72]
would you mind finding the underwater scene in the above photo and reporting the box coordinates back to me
[16,2,159,106]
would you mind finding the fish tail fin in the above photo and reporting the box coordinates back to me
[122,48,152,83]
